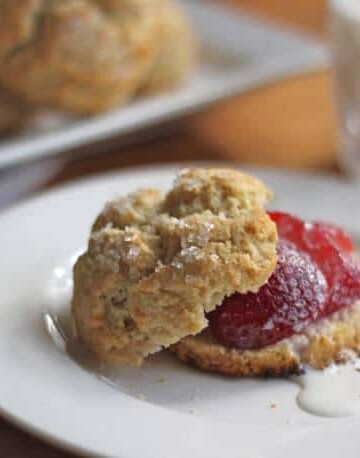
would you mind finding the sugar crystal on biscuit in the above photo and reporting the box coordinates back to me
[72,168,277,365]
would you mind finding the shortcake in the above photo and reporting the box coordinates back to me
[72,168,360,375]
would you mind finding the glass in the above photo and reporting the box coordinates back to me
[330,0,360,176]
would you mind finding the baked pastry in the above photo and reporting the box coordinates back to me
[0,88,32,134]
[0,0,164,114]
[172,212,360,376]
[0,0,197,115]
[172,302,360,376]
[144,0,196,93]
[72,168,278,365]
[72,168,360,374]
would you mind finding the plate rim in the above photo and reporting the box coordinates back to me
[1,160,356,220]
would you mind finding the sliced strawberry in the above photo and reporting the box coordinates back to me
[268,212,354,254]
[268,212,304,248]
[312,222,354,254]
[208,241,328,350]
[269,211,359,312]
[208,213,360,350]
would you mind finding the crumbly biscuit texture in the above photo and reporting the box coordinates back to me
[0,0,196,115]
[163,168,272,217]
[172,302,360,376]
[143,0,197,92]
[72,168,277,365]
[0,0,164,114]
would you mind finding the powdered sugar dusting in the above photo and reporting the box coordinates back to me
[285,301,360,355]
[210,253,220,263]
[179,221,215,249]
[179,245,204,264]
[125,245,141,261]
[173,169,204,191]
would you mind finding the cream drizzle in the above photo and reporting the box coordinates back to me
[293,360,360,417]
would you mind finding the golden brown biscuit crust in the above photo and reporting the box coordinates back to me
[0,0,164,114]
[163,168,272,217]
[143,0,197,93]
[72,168,277,365]
[171,302,360,376]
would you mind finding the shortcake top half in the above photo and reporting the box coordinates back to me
[72,168,278,365]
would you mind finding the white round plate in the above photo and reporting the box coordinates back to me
[1,164,360,458]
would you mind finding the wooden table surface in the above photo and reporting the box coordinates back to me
[0,0,334,456]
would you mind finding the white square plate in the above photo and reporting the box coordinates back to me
[0,0,327,169]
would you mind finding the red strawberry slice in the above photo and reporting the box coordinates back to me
[269,211,360,314]
[208,212,360,350]
[269,212,354,253]
[208,241,328,350]
[313,222,354,254]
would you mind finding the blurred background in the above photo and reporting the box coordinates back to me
[52,0,335,176]
[0,0,342,209]
[1,0,359,455]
